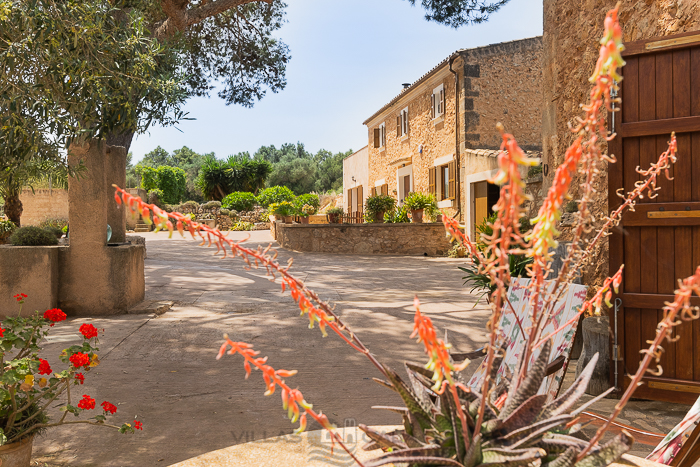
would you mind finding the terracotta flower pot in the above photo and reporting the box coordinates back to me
[373,211,385,223]
[299,216,310,224]
[327,213,341,224]
[282,215,293,224]
[411,209,424,223]
[0,435,34,467]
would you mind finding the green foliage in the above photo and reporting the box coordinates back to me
[9,226,58,246]
[201,201,222,210]
[565,200,579,213]
[268,201,295,217]
[257,186,295,208]
[0,219,16,237]
[137,166,186,205]
[294,194,320,212]
[403,192,438,211]
[300,204,316,216]
[384,205,410,223]
[231,221,254,231]
[196,156,272,200]
[42,226,63,239]
[326,207,344,215]
[365,195,396,222]
[222,192,257,212]
[527,164,543,178]
[266,154,318,195]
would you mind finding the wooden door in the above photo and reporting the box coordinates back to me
[474,181,488,240]
[609,31,700,403]
[403,175,411,200]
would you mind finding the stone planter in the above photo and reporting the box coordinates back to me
[0,435,34,467]
[410,209,424,223]
[327,213,341,224]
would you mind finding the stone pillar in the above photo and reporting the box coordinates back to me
[105,145,127,243]
[68,140,108,247]
[59,139,145,315]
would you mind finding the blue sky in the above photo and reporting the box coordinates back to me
[130,0,543,162]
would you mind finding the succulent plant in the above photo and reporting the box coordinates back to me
[360,341,631,467]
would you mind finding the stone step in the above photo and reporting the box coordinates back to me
[134,228,151,233]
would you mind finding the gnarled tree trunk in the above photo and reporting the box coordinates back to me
[4,192,23,227]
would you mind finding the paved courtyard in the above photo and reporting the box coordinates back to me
[31,230,696,466]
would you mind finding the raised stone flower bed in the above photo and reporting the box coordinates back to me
[273,221,451,256]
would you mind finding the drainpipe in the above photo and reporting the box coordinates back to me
[448,55,461,220]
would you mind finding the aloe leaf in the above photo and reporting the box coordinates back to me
[481,446,547,466]
[359,424,407,451]
[365,448,462,467]
[504,414,574,449]
[498,394,547,434]
[371,405,408,415]
[382,364,432,422]
[463,433,483,467]
[541,447,577,467]
[500,340,552,419]
[541,353,598,418]
[571,386,614,416]
[576,432,633,467]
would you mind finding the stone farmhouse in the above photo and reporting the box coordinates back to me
[357,37,543,237]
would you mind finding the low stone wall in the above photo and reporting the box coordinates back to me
[0,246,61,317]
[275,222,451,256]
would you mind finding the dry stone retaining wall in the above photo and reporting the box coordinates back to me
[274,222,451,256]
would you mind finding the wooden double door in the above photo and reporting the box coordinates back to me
[609,31,700,403]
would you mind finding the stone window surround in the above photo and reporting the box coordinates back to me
[465,168,499,240]
[400,106,409,137]
[396,165,413,205]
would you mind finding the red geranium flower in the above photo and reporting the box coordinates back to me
[13,293,27,302]
[69,353,90,369]
[79,324,99,340]
[134,421,143,430]
[78,395,95,410]
[100,401,117,415]
[74,373,85,384]
[38,359,52,375]
[0,327,4,338]
[43,308,67,325]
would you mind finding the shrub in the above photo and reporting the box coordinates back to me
[38,218,68,231]
[364,194,395,222]
[294,193,319,212]
[528,164,543,178]
[0,219,16,240]
[137,165,186,205]
[403,192,437,211]
[384,205,410,223]
[9,226,59,246]
[43,226,63,239]
[326,206,344,215]
[201,200,221,210]
[231,221,254,231]
[268,201,295,217]
[222,192,257,212]
[256,186,295,207]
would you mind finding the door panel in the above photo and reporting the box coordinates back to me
[611,34,700,403]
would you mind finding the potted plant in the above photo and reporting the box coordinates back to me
[298,204,315,224]
[326,207,344,224]
[0,295,140,466]
[269,201,296,223]
[364,194,395,223]
[403,191,437,223]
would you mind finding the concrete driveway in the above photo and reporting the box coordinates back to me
[32,230,491,466]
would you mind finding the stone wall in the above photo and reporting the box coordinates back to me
[19,188,69,226]
[274,222,451,256]
[542,0,700,288]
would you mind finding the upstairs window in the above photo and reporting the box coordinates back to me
[373,123,386,149]
[396,107,408,138]
[431,85,445,119]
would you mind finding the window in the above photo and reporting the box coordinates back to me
[431,85,445,119]
[441,165,449,201]
[397,107,408,138]
[373,123,386,149]
[429,160,456,207]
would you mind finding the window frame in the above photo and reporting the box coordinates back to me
[440,164,450,201]
[379,123,386,148]
[400,107,409,137]
[432,84,445,119]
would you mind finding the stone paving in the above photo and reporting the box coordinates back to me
[30,230,695,466]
